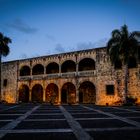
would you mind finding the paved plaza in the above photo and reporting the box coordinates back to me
[0,104,140,140]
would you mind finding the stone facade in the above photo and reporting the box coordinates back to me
[1,47,140,105]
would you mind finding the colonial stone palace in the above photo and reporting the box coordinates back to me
[1,47,140,105]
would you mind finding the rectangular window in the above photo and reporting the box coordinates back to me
[3,79,8,87]
[106,85,114,95]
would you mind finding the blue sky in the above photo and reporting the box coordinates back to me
[0,0,140,61]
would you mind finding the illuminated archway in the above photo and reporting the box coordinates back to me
[32,84,43,102]
[79,58,95,71]
[32,64,44,75]
[18,85,29,102]
[61,60,76,73]
[20,66,30,76]
[61,82,76,104]
[79,81,96,103]
[46,83,59,104]
[46,62,59,74]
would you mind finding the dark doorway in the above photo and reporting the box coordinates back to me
[32,64,44,75]
[19,85,29,103]
[32,84,43,103]
[61,60,76,73]
[46,62,59,74]
[79,58,95,71]
[61,82,76,104]
[79,92,83,103]
[61,89,67,103]
[20,66,30,76]
[79,81,96,104]
[46,83,59,104]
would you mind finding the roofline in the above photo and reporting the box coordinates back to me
[2,46,106,64]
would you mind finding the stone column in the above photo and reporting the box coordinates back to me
[29,89,32,102]
[44,66,45,75]
[43,89,46,102]
[58,87,61,105]
[58,56,61,77]
[76,84,79,104]
[76,63,79,104]
[59,64,61,77]
[75,53,79,104]
[43,80,46,102]
[76,62,78,76]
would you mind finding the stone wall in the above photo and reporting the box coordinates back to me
[1,47,140,105]
[1,61,18,103]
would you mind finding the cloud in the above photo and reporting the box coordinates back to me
[94,38,108,47]
[20,53,28,59]
[45,34,56,41]
[76,39,108,51]
[7,18,38,34]
[55,43,65,53]
[77,42,96,50]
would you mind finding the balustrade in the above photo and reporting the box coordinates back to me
[19,70,96,81]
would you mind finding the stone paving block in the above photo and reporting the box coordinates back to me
[113,112,140,117]
[1,132,77,140]
[39,106,60,110]
[1,104,140,140]
[32,110,62,114]
[77,119,133,128]
[14,120,70,129]
[121,106,140,109]
[68,110,96,113]
[36,108,60,111]
[95,108,131,113]
[63,106,86,109]
[129,118,140,123]
[72,113,110,118]
[0,115,21,120]
[26,114,65,119]
[87,129,140,140]
[1,110,27,114]
[0,121,11,128]
[129,109,140,111]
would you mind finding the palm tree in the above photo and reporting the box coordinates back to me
[0,32,11,102]
[107,24,140,104]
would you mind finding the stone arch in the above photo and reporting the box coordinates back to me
[61,82,76,104]
[46,62,59,74]
[61,60,76,73]
[18,85,29,102]
[46,83,59,104]
[32,84,43,102]
[79,81,96,104]
[32,64,44,75]
[20,66,30,76]
[78,58,95,71]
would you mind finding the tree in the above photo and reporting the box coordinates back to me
[0,32,11,102]
[107,24,140,104]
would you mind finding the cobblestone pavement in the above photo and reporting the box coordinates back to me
[0,104,140,140]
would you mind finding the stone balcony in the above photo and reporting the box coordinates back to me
[18,70,96,81]
[78,70,96,77]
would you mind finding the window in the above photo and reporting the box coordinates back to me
[106,85,114,95]
[3,79,8,87]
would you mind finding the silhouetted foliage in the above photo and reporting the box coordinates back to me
[0,32,11,102]
[107,25,140,104]
[123,96,137,106]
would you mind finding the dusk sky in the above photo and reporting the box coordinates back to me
[0,0,140,62]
